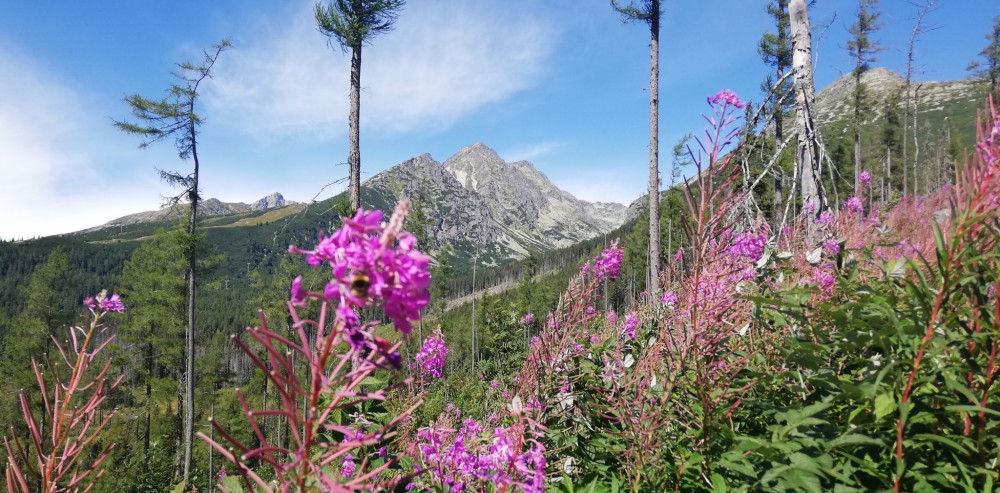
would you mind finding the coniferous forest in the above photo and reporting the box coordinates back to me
[2,1,1000,492]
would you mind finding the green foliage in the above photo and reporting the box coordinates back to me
[967,15,1000,86]
[314,0,405,49]
[728,212,1000,490]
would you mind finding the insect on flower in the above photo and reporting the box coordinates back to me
[350,273,371,299]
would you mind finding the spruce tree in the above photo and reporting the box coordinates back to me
[113,39,229,487]
[847,0,882,191]
[116,230,186,467]
[968,15,1000,88]
[759,0,793,223]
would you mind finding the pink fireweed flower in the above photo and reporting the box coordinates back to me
[606,311,618,327]
[813,268,836,295]
[340,453,356,477]
[288,203,432,334]
[708,89,746,109]
[99,293,126,313]
[859,171,871,185]
[521,313,534,324]
[413,331,448,379]
[802,202,817,214]
[490,380,499,390]
[822,239,840,256]
[87,291,125,313]
[816,211,834,226]
[673,249,684,263]
[845,196,864,214]
[660,290,679,305]
[290,275,307,306]
[590,240,624,281]
[727,232,767,262]
[621,311,639,339]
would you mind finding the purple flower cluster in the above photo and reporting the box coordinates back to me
[84,291,126,313]
[727,232,767,262]
[822,239,840,256]
[845,196,864,214]
[708,89,746,109]
[621,311,639,339]
[288,203,431,334]
[813,267,836,296]
[340,453,356,477]
[815,211,834,226]
[414,418,546,493]
[859,171,872,185]
[413,331,448,379]
[584,240,624,281]
[521,313,534,325]
[660,290,679,305]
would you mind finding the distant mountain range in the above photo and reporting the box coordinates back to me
[72,143,627,265]
[79,192,295,233]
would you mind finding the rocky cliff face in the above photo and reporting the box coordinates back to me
[363,143,626,262]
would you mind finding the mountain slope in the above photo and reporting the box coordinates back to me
[363,143,627,264]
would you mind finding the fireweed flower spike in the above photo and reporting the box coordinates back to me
[288,200,431,334]
[412,330,448,379]
[708,89,746,109]
[4,291,124,493]
[845,196,864,214]
[98,293,126,313]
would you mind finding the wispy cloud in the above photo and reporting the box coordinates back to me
[206,0,557,139]
[503,141,566,163]
[0,44,163,239]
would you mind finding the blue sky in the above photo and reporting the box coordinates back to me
[0,0,996,240]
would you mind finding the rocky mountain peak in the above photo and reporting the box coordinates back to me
[442,142,507,192]
[251,192,287,211]
[365,143,627,261]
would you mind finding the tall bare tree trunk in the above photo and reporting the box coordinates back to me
[647,0,661,299]
[183,119,199,487]
[349,45,362,211]
[853,77,863,191]
[790,0,823,212]
[903,0,937,196]
[773,74,785,224]
[144,343,153,468]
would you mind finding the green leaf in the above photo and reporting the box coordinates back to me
[874,393,895,421]
[826,433,882,449]
[911,433,967,453]
[711,473,728,493]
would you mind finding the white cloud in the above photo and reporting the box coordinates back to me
[0,45,164,240]
[503,141,566,163]
[205,0,556,139]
